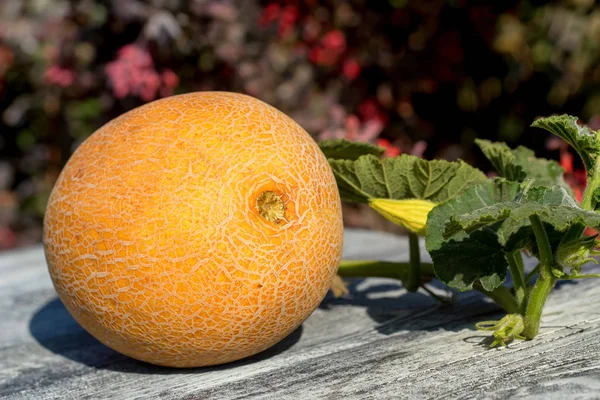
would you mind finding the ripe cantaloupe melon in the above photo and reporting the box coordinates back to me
[43,92,344,368]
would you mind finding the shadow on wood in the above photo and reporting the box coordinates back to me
[320,278,506,338]
[28,297,304,374]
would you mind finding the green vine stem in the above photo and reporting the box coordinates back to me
[522,275,555,339]
[506,250,527,313]
[524,263,540,286]
[523,214,557,339]
[337,260,520,314]
[560,273,600,280]
[581,158,600,211]
[337,260,434,282]
[406,232,421,292]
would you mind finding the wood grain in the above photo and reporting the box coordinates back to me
[2,229,600,399]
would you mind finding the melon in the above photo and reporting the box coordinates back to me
[43,92,344,368]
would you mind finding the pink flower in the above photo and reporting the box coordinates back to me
[105,45,179,101]
[160,69,179,97]
[410,141,428,158]
[319,105,384,143]
[139,70,161,102]
[44,65,75,88]
[118,45,153,68]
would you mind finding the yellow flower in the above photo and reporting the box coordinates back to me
[368,198,436,235]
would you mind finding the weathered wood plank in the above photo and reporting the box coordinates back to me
[1,229,600,399]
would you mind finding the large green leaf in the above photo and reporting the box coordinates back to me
[329,154,486,203]
[446,186,600,240]
[425,179,520,291]
[426,182,600,291]
[318,139,384,161]
[427,227,509,292]
[475,139,567,189]
[531,115,600,173]
[426,179,520,251]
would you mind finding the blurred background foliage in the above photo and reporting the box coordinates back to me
[0,0,599,250]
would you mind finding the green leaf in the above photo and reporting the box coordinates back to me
[475,139,567,189]
[329,154,486,203]
[475,139,526,182]
[447,186,600,241]
[425,179,521,291]
[531,115,600,173]
[431,228,509,292]
[426,179,520,251]
[318,139,384,161]
[427,182,600,291]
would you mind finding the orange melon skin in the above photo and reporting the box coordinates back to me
[43,92,343,368]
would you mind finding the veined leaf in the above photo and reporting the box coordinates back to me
[319,139,384,161]
[475,139,567,189]
[531,115,600,174]
[475,139,525,182]
[426,179,520,251]
[428,228,509,292]
[426,182,600,291]
[446,186,600,241]
[329,154,486,204]
[425,179,520,291]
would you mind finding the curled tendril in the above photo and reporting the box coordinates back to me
[476,314,526,347]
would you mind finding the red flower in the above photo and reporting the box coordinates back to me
[308,30,348,67]
[259,3,281,27]
[278,5,299,38]
[343,59,361,80]
[358,99,387,125]
[260,3,299,39]
[377,138,401,158]
[560,151,574,174]
[322,30,346,52]
[309,46,337,66]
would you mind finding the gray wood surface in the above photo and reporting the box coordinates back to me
[2,229,600,399]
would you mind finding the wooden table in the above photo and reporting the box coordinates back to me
[2,229,600,399]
